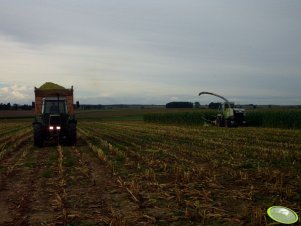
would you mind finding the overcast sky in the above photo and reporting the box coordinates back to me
[0,1,300,105]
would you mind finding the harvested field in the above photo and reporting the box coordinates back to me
[0,134,144,225]
[0,116,301,225]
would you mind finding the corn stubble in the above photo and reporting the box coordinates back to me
[78,121,301,225]
[1,119,300,225]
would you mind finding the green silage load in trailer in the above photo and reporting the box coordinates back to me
[39,82,65,90]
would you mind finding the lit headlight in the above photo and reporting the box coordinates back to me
[49,126,54,130]
[56,126,61,130]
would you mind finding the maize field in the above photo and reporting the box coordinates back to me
[0,109,301,225]
[144,109,301,129]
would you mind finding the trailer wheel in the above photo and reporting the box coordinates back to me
[68,123,77,146]
[34,124,43,147]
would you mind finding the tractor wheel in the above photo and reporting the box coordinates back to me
[33,124,43,147]
[68,123,77,146]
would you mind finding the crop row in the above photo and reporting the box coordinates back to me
[144,109,301,129]
[0,120,30,136]
[78,121,301,225]
[143,110,214,125]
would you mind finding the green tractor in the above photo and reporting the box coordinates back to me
[32,83,77,147]
[199,91,246,127]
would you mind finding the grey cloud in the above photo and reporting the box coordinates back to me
[0,0,300,105]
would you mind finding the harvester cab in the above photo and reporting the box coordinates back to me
[199,91,246,127]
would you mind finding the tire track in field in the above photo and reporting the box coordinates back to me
[0,140,51,225]
[58,137,147,225]
[0,142,68,225]
[0,139,32,225]
[0,133,33,193]
[0,129,32,161]
[25,145,66,225]
[0,133,33,196]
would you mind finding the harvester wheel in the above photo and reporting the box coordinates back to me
[225,118,236,128]
[225,119,230,128]
[216,116,222,127]
[33,124,43,147]
[68,123,77,146]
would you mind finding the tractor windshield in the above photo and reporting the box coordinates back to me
[43,100,67,114]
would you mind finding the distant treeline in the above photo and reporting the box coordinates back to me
[166,102,194,108]
[78,104,103,110]
[0,103,33,110]
[78,104,165,110]
[208,102,222,109]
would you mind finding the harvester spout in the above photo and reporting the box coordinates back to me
[198,91,230,104]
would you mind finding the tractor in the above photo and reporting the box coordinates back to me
[32,83,77,147]
[199,91,247,127]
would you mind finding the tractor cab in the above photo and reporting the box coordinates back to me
[40,98,69,137]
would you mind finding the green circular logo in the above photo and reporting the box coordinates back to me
[267,206,298,224]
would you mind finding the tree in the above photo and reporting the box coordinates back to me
[166,102,193,108]
[194,102,200,108]
[12,104,18,110]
